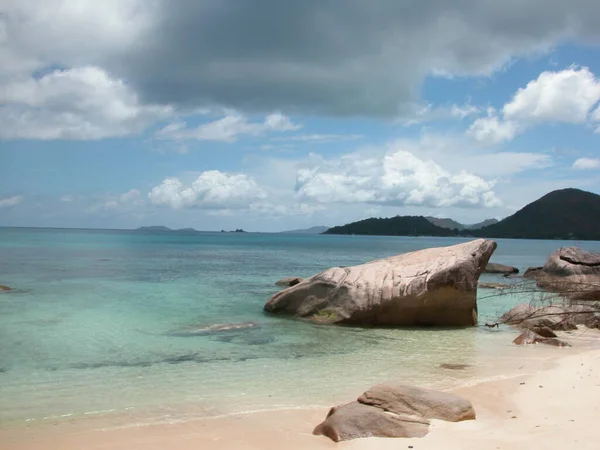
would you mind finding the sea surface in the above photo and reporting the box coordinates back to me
[1,228,600,426]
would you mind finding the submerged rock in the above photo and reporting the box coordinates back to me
[313,384,475,442]
[274,277,303,287]
[512,329,570,347]
[484,263,519,274]
[536,247,600,299]
[166,321,259,337]
[264,239,496,327]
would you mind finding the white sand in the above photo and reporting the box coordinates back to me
[2,339,599,450]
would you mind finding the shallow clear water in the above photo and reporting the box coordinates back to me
[1,228,599,425]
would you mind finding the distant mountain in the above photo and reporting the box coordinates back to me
[471,188,600,240]
[465,218,499,230]
[135,226,200,233]
[135,226,172,232]
[283,226,330,234]
[324,216,457,237]
[425,217,499,231]
[425,217,464,230]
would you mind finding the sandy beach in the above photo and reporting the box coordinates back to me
[2,331,599,450]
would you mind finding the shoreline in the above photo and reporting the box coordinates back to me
[1,330,599,450]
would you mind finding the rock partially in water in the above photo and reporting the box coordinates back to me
[313,384,475,442]
[265,239,497,327]
[0,285,13,292]
[500,304,577,331]
[512,329,570,347]
[484,263,519,274]
[536,247,600,300]
[275,277,303,287]
[166,321,259,337]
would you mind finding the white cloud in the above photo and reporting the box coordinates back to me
[468,67,600,144]
[0,66,172,140]
[503,66,600,123]
[60,195,75,202]
[572,157,600,170]
[156,112,301,143]
[148,171,267,209]
[87,189,144,213]
[295,144,501,208]
[467,115,519,145]
[0,195,23,208]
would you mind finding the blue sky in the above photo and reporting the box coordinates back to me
[1,1,600,231]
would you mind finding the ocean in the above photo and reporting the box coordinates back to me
[1,228,599,427]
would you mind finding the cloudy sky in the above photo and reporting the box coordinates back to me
[1,0,600,231]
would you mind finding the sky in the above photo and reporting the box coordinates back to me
[1,1,600,232]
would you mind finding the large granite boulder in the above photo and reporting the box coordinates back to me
[485,263,519,274]
[313,384,475,442]
[536,247,600,300]
[264,239,496,326]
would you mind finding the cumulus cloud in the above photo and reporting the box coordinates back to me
[572,157,600,170]
[0,66,172,140]
[295,145,501,208]
[467,114,519,145]
[148,171,266,209]
[503,66,600,123]
[4,1,600,119]
[0,195,23,208]
[156,112,300,142]
[468,67,600,144]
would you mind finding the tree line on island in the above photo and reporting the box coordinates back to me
[324,188,600,241]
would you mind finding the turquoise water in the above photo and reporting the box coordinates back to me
[1,228,600,425]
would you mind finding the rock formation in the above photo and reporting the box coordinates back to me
[512,329,570,347]
[313,384,475,442]
[264,239,496,326]
[536,247,600,300]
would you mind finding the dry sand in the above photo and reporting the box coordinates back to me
[2,338,599,450]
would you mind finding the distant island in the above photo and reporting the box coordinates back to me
[324,188,600,241]
[282,226,329,234]
[220,229,246,233]
[324,216,456,236]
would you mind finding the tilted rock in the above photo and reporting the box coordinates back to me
[313,402,429,442]
[536,247,600,299]
[264,239,497,326]
[512,329,570,347]
[358,384,476,422]
[484,263,519,274]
